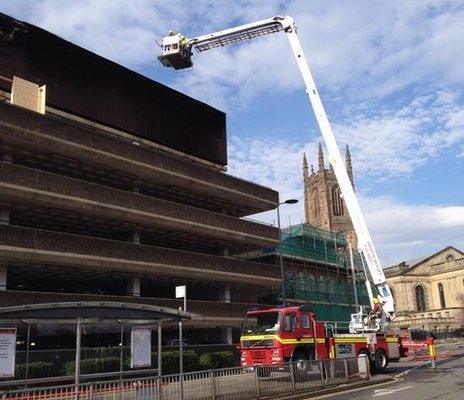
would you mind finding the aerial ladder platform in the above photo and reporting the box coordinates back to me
[157,15,395,333]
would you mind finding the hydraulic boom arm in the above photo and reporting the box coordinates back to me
[158,15,395,331]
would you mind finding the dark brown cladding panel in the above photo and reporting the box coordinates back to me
[0,225,280,285]
[0,12,227,166]
[0,163,279,246]
[0,102,278,213]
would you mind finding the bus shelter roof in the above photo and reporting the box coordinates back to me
[0,301,192,324]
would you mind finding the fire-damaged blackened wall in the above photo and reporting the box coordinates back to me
[0,12,227,166]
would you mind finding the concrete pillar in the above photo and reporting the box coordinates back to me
[129,230,141,244]
[0,265,6,291]
[127,276,141,297]
[221,327,233,345]
[0,207,10,225]
[220,285,231,303]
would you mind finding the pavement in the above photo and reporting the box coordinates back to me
[299,341,464,400]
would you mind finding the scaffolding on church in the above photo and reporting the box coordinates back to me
[274,222,364,268]
[261,223,371,322]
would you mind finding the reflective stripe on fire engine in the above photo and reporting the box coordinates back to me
[386,337,399,343]
[334,337,367,343]
[241,335,277,341]
[281,339,315,344]
[241,335,325,345]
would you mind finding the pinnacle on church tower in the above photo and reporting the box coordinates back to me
[318,142,324,171]
[303,152,308,179]
[345,144,353,184]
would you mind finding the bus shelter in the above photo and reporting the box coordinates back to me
[0,301,191,386]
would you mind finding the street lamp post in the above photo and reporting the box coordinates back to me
[277,199,298,301]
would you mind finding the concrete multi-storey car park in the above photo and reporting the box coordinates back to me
[0,12,367,351]
[0,12,280,346]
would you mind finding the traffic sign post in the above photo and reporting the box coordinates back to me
[175,285,187,400]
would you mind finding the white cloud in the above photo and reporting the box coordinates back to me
[333,90,464,178]
[230,90,464,190]
[230,90,464,264]
[2,0,463,109]
[169,0,464,109]
[2,0,166,68]
[361,197,464,265]
[248,190,464,266]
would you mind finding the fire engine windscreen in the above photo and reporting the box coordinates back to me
[243,312,280,334]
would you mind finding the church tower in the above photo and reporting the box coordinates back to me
[303,144,358,249]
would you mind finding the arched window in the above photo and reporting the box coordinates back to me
[332,186,344,216]
[415,285,426,312]
[438,283,446,309]
[446,254,455,262]
[313,192,320,219]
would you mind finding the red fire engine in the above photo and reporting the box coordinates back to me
[240,305,405,374]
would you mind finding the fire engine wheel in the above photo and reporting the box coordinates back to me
[373,350,388,373]
[292,354,308,378]
[292,350,315,378]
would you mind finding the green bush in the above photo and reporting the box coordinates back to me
[199,351,236,370]
[152,351,199,375]
[15,362,54,379]
[27,349,238,379]
[63,357,121,375]
[82,347,121,359]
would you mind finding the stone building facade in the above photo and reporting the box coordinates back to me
[385,246,464,333]
[303,144,358,249]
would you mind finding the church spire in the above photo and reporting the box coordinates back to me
[345,144,353,184]
[303,152,308,179]
[318,142,324,171]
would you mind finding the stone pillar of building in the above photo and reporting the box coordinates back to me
[0,207,10,225]
[129,230,141,244]
[221,327,233,345]
[0,265,7,292]
[220,285,231,303]
[132,185,140,193]
[127,275,141,297]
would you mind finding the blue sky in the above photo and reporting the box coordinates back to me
[2,0,464,265]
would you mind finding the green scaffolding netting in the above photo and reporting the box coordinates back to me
[270,223,364,267]
[263,223,372,322]
[311,303,356,323]
[285,277,371,306]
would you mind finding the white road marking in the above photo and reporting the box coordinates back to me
[372,385,414,397]
[394,360,431,378]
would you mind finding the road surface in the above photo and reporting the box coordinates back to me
[308,342,464,400]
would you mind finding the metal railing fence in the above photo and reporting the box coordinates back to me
[1,357,367,400]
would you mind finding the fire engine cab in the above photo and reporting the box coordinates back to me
[240,305,402,374]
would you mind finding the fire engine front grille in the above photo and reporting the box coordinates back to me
[250,350,266,363]
[242,339,273,348]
